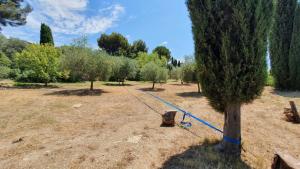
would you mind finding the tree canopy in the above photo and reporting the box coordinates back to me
[187,0,273,154]
[130,40,148,58]
[152,46,171,61]
[0,0,32,30]
[270,0,297,90]
[97,32,130,56]
[141,62,168,89]
[40,23,54,46]
[14,44,60,86]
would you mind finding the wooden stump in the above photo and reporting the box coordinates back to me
[161,111,177,127]
[284,101,300,123]
[272,151,300,169]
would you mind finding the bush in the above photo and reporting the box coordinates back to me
[0,52,11,79]
[14,44,60,86]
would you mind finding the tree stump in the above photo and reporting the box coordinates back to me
[284,101,300,123]
[272,151,300,169]
[161,111,177,127]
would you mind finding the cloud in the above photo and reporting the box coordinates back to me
[160,41,168,46]
[24,0,124,35]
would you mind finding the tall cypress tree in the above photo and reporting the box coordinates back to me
[270,0,297,90]
[289,3,300,90]
[187,0,273,154]
[40,23,54,46]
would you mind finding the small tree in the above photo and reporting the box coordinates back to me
[152,46,171,61]
[270,0,297,90]
[40,23,54,46]
[289,4,300,90]
[181,62,201,93]
[0,52,11,79]
[111,57,138,85]
[97,32,130,56]
[14,44,60,86]
[83,51,111,90]
[187,0,273,154]
[0,0,32,30]
[130,40,148,58]
[141,62,168,89]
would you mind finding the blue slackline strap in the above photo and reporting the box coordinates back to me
[145,92,241,145]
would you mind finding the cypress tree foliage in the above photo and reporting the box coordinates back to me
[40,23,54,46]
[270,0,297,90]
[187,0,273,154]
[289,3,300,90]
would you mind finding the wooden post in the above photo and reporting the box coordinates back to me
[161,111,177,127]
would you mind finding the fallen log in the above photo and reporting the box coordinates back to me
[272,151,300,169]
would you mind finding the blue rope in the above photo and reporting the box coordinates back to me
[145,92,241,145]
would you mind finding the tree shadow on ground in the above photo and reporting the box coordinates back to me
[170,83,191,86]
[161,139,251,169]
[0,83,59,90]
[44,89,108,96]
[271,89,300,98]
[104,83,133,87]
[176,92,203,98]
[139,87,166,92]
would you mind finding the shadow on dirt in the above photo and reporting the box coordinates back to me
[176,92,203,98]
[104,83,134,87]
[139,88,166,92]
[0,83,59,90]
[161,139,251,169]
[170,83,191,86]
[44,89,108,96]
[271,90,300,98]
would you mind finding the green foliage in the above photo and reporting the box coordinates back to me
[270,0,297,90]
[289,4,300,90]
[40,23,54,46]
[14,44,60,85]
[181,62,197,83]
[266,74,275,87]
[130,40,148,59]
[152,46,171,61]
[136,52,167,68]
[60,46,91,82]
[110,57,138,85]
[97,32,130,56]
[0,35,29,59]
[0,0,32,29]
[187,0,273,112]
[141,62,168,89]
[0,52,11,79]
[170,67,182,81]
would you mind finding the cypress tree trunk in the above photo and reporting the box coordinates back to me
[217,103,241,155]
[90,81,94,91]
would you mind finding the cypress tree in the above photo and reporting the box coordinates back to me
[40,23,54,46]
[187,0,273,154]
[270,0,297,90]
[289,3,300,90]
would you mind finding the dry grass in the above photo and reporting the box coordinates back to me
[0,80,299,169]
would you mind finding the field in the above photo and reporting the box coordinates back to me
[0,80,299,169]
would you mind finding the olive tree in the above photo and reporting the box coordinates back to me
[141,62,168,89]
[187,0,273,154]
[14,44,60,86]
[111,57,138,85]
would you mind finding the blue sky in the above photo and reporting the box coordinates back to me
[2,0,194,60]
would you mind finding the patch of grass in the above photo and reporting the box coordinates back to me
[266,74,275,87]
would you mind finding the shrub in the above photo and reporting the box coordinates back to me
[141,62,168,89]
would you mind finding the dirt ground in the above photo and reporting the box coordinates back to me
[0,80,299,169]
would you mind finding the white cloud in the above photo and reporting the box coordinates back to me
[160,41,168,46]
[23,0,125,34]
